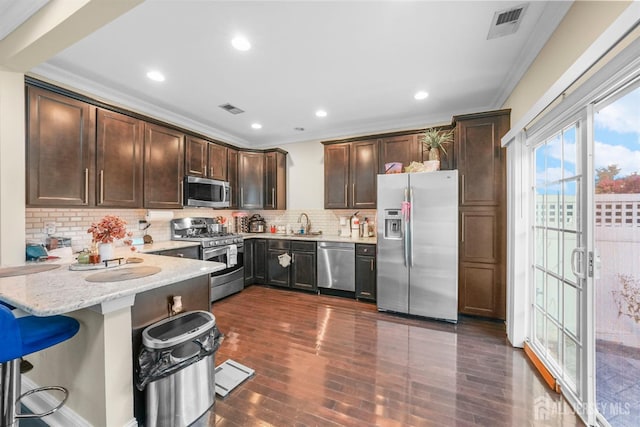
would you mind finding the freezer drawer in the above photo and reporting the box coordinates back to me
[317,242,355,291]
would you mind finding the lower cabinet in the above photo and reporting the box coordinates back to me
[291,241,316,291]
[355,244,376,301]
[244,238,266,285]
[267,240,290,287]
[264,239,317,291]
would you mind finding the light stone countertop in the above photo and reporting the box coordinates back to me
[241,232,377,245]
[133,240,201,253]
[0,246,224,317]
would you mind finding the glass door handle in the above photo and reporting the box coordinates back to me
[571,247,585,279]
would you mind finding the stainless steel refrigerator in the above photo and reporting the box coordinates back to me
[376,170,459,322]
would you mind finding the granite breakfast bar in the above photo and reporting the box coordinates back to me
[0,246,224,427]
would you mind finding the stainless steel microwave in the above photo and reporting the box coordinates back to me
[183,176,230,208]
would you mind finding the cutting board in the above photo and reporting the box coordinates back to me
[85,266,161,283]
[0,264,60,278]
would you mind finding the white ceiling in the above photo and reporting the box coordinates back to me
[28,0,572,148]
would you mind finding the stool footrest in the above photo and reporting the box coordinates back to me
[16,386,68,419]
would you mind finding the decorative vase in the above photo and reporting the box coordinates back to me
[428,147,441,161]
[98,242,114,261]
[423,160,441,172]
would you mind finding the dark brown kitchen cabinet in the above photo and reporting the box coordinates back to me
[96,109,143,208]
[351,140,378,209]
[26,86,96,206]
[244,239,254,285]
[324,140,377,209]
[186,136,228,181]
[454,110,509,320]
[378,134,422,173]
[267,240,290,287]
[264,150,286,210]
[227,148,239,209]
[143,123,185,209]
[355,244,376,301]
[253,239,267,284]
[291,241,316,291]
[238,151,264,209]
[324,143,350,209]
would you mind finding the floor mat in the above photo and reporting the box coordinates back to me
[215,359,255,398]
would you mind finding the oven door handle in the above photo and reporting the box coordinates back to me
[202,246,229,259]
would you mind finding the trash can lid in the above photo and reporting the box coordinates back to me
[142,310,215,349]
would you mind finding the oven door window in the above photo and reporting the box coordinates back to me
[203,246,243,275]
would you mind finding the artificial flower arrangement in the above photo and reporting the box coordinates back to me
[87,215,133,245]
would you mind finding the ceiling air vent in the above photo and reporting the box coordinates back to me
[487,3,528,40]
[218,103,245,115]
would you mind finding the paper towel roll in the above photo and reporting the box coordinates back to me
[145,210,174,222]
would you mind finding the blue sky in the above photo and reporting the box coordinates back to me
[535,84,640,189]
[594,85,640,178]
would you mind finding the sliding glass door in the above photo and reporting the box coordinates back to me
[593,83,640,427]
[532,119,585,404]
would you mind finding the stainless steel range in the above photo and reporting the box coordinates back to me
[171,217,244,302]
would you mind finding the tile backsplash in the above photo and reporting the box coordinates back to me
[25,208,377,252]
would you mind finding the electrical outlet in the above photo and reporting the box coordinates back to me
[45,222,56,235]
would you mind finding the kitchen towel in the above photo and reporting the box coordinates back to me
[228,244,237,267]
[278,253,291,268]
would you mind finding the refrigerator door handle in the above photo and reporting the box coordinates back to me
[403,187,409,267]
[409,187,414,267]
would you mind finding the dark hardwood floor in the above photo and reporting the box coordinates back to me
[211,286,583,427]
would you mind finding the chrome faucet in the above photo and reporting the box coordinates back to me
[298,212,311,233]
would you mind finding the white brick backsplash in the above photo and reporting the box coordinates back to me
[25,207,378,251]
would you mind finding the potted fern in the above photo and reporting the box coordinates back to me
[420,128,453,164]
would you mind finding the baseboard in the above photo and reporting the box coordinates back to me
[20,377,139,427]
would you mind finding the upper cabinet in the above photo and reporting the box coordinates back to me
[27,86,96,206]
[238,151,264,209]
[350,140,378,209]
[264,150,286,210]
[378,134,422,172]
[143,123,184,209]
[96,109,144,208]
[186,136,228,181]
[322,138,379,209]
[227,148,239,209]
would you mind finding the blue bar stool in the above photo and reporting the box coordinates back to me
[0,304,80,427]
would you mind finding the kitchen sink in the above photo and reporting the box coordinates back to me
[291,231,323,237]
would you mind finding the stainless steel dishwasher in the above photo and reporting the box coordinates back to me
[317,241,355,291]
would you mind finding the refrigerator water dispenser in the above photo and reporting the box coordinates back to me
[383,209,403,239]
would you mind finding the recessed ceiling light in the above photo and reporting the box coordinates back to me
[146,70,165,82]
[251,123,262,129]
[231,36,251,51]
[414,91,429,100]
[315,110,327,118]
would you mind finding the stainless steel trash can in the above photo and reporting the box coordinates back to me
[138,311,220,427]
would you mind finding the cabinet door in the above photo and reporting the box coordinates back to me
[291,250,316,291]
[238,152,264,209]
[185,136,208,178]
[144,123,184,209]
[254,239,267,284]
[267,249,290,287]
[244,239,254,285]
[351,140,378,209]
[456,115,508,206]
[378,134,421,173]
[208,143,228,181]
[27,87,96,206]
[324,143,350,209]
[264,151,286,210]
[96,109,143,208]
[355,255,376,301]
[227,149,238,209]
